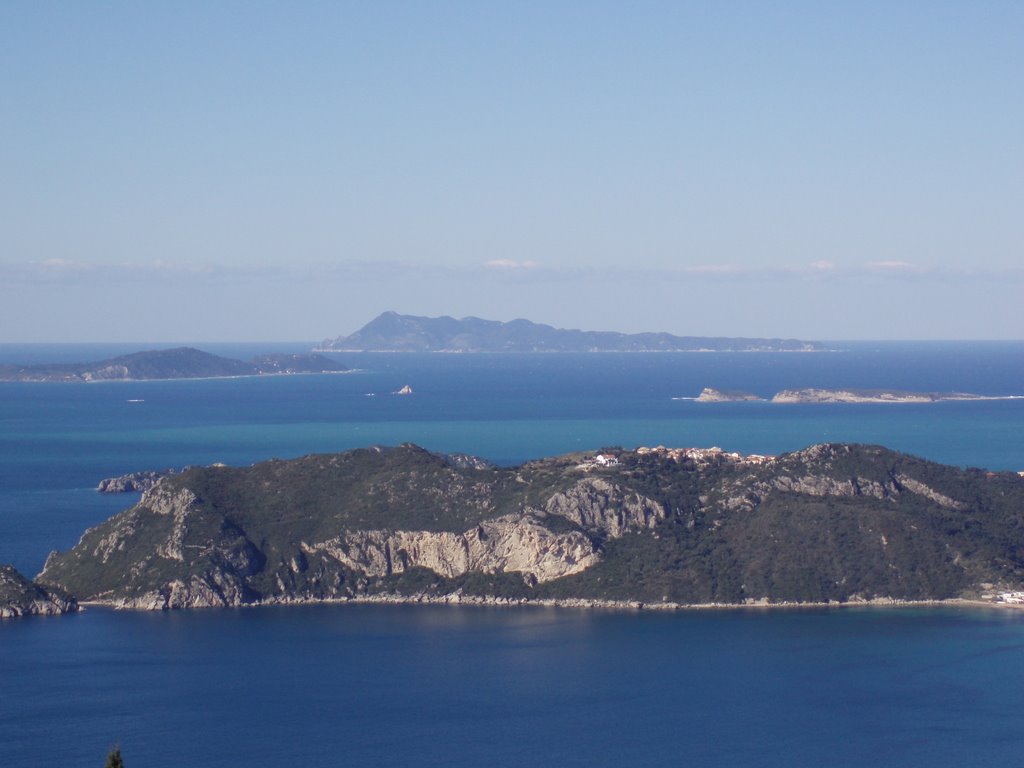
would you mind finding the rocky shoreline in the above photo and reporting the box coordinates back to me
[80,591,1024,614]
[0,565,78,619]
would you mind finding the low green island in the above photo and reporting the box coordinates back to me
[32,442,1024,613]
[770,388,1001,404]
[690,387,1016,404]
[0,348,348,382]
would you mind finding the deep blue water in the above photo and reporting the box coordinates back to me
[1,343,1023,766]
[3,604,1024,768]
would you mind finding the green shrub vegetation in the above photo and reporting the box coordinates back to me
[39,443,1024,608]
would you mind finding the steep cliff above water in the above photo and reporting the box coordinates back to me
[1,565,78,618]
[38,443,1024,611]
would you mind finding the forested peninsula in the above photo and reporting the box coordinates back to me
[37,443,1024,612]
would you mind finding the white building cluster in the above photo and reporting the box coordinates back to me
[576,453,621,470]
[634,445,775,466]
[575,446,776,471]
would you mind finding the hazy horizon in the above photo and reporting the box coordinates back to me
[3,3,1021,342]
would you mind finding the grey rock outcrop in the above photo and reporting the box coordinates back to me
[310,515,599,584]
[114,571,253,611]
[540,478,666,538]
[0,565,78,618]
[893,474,966,510]
[443,453,495,471]
[97,468,190,493]
[695,388,763,403]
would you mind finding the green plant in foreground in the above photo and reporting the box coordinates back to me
[104,746,124,768]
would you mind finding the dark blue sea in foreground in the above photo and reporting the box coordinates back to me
[3,604,1024,767]
[1,343,1023,766]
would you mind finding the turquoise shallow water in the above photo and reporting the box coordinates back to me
[1,343,1023,766]
[2,344,1023,574]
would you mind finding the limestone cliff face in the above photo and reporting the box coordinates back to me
[143,484,198,562]
[81,364,131,381]
[540,478,666,538]
[310,515,599,584]
[893,474,966,510]
[39,477,265,609]
[307,478,666,587]
[39,462,669,608]
[113,572,252,611]
[716,469,966,515]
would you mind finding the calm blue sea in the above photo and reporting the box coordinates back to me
[1,342,1023,766]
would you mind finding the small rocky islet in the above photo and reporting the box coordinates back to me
[692,387,1008,403]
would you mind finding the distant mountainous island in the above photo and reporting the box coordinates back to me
[318,312,825,352]
[692,387,1013,404]
[36,442,1024,613]
[0,348,348,382]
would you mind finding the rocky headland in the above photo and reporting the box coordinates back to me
[97,467,194,494]
[37,442,1024,612]
[1,565,78,618]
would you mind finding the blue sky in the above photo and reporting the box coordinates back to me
[2,2,1021,341]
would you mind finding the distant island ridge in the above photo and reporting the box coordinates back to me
[689,387,1021,403]
[0,348,349,382]
[317,311,825,353]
